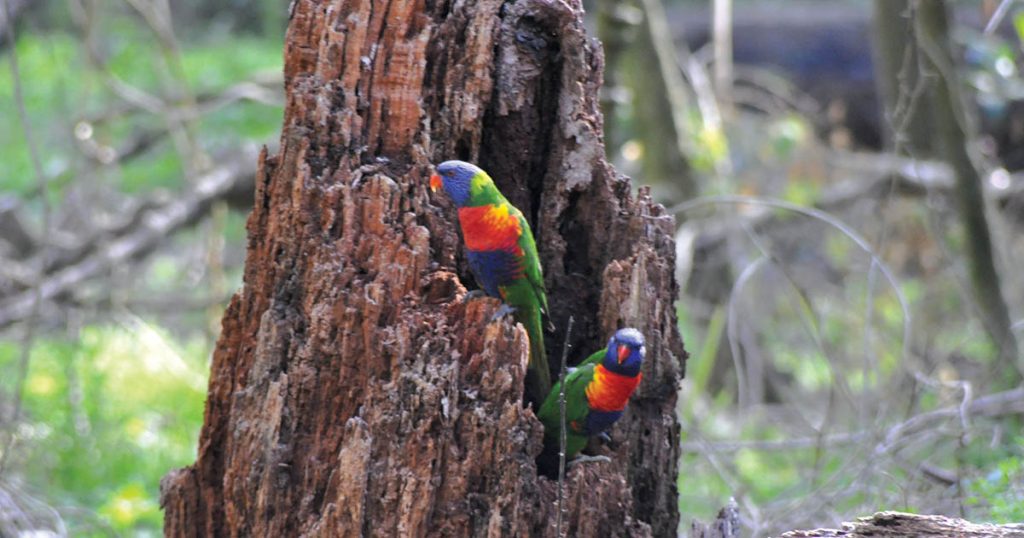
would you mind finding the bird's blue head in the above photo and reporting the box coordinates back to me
[430,160,480,207]
[602,328,645,377]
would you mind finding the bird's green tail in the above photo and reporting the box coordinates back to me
[519,306,551,405]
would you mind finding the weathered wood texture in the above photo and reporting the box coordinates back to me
[782,511,1024,538]
[161,0,685,536]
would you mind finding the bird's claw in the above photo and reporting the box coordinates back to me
[567,455,612,468]
[597,432,612,443]
[490,304,517,322]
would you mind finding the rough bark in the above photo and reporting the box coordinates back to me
[781,511,1024,538]
[161,1,686,537]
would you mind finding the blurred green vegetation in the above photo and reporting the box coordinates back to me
[0,17,282,196]
[1,1,282,535]
[0,326,208,535]
[647,3,1024,531]
[674,199,1019,528]
[3,0,1023,536]
[966,440,1024,523]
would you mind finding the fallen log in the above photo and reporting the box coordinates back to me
[782,511,1024,538]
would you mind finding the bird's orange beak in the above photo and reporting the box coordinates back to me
[617,344,630,364]
[430,173,442,192]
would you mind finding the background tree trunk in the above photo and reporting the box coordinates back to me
[595,0,639,153]
[915,0,1020,381]
[160,1,686,536]
[871,0,934,157]
[627,0,697,201]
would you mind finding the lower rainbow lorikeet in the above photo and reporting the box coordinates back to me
[537,328,645,470]
[430,160,551,404]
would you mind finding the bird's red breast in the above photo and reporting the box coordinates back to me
[585,365,641,412]
[457,204,524,255]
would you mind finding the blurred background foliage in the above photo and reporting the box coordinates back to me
[1,0,1023,536]
[0,0,283,535]
[597,0,1024,534]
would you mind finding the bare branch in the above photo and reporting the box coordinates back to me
[984,0,1015,35]
[556,315,574,538]
[876,387,1024,454]
[0,144,261,330]
[670,194,913,368]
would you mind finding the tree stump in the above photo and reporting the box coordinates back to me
[160,1,686,536]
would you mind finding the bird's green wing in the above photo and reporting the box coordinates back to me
[473,177,545,313]
[537,364,594,436]
[575,348,605,370]
[515,210,548,313]
[473,180,550,402]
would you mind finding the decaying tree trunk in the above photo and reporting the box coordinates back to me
[160,1,686,536]
[781,511,1024,538]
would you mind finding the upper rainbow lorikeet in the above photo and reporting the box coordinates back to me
[537,328,645,467]
[430,160,551,403]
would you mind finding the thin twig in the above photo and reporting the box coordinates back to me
[0,0,51,478]
[556,315,574,538]
[876,387,1024,455]
[669,195,912,371]
[124,0,207,180]
[712,0,733,115]
[868,0,929,432]
[683,383,1023,455]
[726,257,764,409]
[984,0,1015,35]
[680,431,870,454]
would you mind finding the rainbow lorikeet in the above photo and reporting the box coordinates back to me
[430,160,551,403]
[537,328,645,466]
